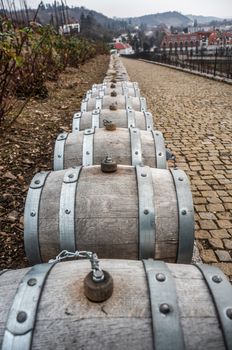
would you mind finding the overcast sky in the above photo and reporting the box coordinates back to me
[12,0,232,19]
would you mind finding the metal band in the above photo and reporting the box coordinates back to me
[24,172,50,265]
[83,128,95,166]
[2,263,56,350]
[92,109,100,128]
[140,97,147,112]
[194,264,232,350]
[0,269,8,276]
[95,97,102,110]
[53,133,68,171]
[98,89,105,98]
[81,99,88,112]
[85,90,92,98]
[134,87,140,97]
[127,108,136,128]
[130,128,142,166]
[144,112,154,130]
[136,166,155,259]
[151,130,167,169]
[125,95,133,110]
[143,260,185,350]
[59,167,82,251]
[170,169,194,264]
[72,112,82,132]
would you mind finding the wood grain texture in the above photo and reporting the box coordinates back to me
[25,166,192,263]
[76,109,151,131]
[62,128,160,169]
[0,261,226,350]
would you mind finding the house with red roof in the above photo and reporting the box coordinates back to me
[114,42,134,55]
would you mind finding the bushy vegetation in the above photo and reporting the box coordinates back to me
[0,18,108,126]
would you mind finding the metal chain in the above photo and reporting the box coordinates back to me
[48,250,104,282]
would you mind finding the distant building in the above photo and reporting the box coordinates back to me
[161,32,212,52]
[114,42,134,55]
[59,22,80,35]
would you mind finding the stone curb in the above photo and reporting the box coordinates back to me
[138,59,232,86]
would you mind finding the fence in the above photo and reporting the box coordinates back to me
[122,49,232,80]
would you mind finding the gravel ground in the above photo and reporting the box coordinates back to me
[122,57,232,281]
[0,55,109,269]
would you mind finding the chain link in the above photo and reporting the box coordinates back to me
[48,250,104,282]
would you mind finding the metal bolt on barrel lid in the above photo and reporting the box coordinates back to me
[103,119,116,131]
[48,250,113,303]
[101,155,117,173]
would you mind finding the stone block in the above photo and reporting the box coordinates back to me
[215,250,232,262]
[217,220,232,229]
[199,220,218,230]
[201,249,218,263]
[210,229,230,239]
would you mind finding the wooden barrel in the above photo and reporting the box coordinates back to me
[1,260,231,350]
[81,95,147,112]
[85,86,140,98]
[24,165,194,264]
[53,128,167,170]
[92,82,139,90]
[72,109,154,132]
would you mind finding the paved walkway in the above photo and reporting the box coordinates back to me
[122,57,232,281]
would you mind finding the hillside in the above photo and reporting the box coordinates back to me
[187,14,226,24]
[125,11,191,27]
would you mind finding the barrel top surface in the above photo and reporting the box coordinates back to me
[0,260,229,350]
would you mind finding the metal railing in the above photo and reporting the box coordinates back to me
[122,49,232,80]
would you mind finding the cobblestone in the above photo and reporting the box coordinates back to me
[122,57,232,280]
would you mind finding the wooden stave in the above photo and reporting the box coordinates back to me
[53,128,166,170]
[0,260,229,350]
[72,109,154,132]
[24,166,194,264]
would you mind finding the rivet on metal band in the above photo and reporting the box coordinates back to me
[140,97,147,112]
[151,130,167,169]
[2,263,56,350]
[130,128,142,166]
[24,172,50,265]
[195,264,232,350]
[170,169,194,264]
[92,109,100,128]
[136,166,155,259]
[143,260,185,350]
[83,128,95,166]
[81,99,88,112]
[53,133,68,171]
[72,112,82,132]
[59,167,82,251]
[127,108,136,128]
[144,112,154,130]
[95,97,102,110]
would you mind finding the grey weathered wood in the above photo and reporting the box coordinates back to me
[56,128,165,170]
[25,166,192,263]
[72,109,153,131]
[0,261,227,350]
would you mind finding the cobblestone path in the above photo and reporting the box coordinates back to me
[121,58,232,281]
